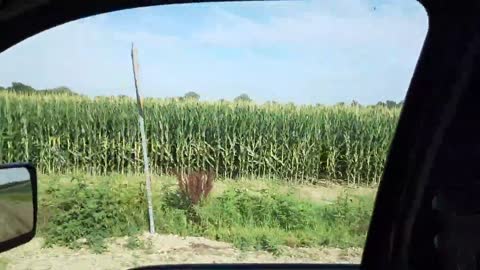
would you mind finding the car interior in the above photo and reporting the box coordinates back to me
[1,0,480,269]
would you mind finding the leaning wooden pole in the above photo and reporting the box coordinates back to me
[131,43,155,234]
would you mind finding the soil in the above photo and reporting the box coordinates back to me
[0,201,33,242]
[0,233,362,270]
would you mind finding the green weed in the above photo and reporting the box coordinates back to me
[40,176,147,251]
[0,258,9,270]
[38,176,374,253]
[125,236,144,250]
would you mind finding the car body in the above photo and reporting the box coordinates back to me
[1,0,479,269]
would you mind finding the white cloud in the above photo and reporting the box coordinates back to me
[0,0,428,104]
[0,16,183,96]
[193,0,427,53]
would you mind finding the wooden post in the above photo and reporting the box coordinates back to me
[131,43,155,234]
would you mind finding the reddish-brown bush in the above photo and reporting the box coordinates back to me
[175,170,215,205]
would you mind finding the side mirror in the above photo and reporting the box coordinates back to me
[0,163,37,253]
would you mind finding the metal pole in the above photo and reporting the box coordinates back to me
[131,43,155,234]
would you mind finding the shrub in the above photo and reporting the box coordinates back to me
[40,177,147,252]
[39,176,374,253]
[175,170,214,205]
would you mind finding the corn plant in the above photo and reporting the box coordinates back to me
[0,92,400,185]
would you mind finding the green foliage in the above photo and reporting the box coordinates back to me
[0,82,80,96]
[184,91,200,101]
[319,192,374,247]
[40,176,147,252]
[0,181,31,201]
[351,100,361,107]
[0,91,399,185]
[42,86,79,96]
[199,188,316,230]
[125,236,145,250]
[38,177,374,253]
[156,185,373,251]
[234,93,252,102]
[0,180,29,190]
[376,100,403,108]
[0,258,9,270]
[11,82,36,93]
[207,189,372,249]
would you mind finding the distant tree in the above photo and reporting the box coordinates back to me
[43,86,79,96]
[184,91,200,101]
[0,86,4,91]
[234,93,252,102]
[385,100,397,108]
[265,100,278,105]
[336,102,345,106]
[10,82,36,93]
[376,101,386,107]
[351,100,361,107]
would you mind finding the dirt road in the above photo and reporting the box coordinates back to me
[0,233,362,270]
[0,201,33,242]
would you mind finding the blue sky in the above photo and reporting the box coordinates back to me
[0,167,30,185]
[0,0,427,104]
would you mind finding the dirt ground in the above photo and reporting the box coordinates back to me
[0,201,33,242]
[0,233,362,270]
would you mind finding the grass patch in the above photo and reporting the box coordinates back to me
[125,236,145,250]
[0,181,32,202]
[0,258,8,270]
[38,174,375,253]
[39,175,148,252]
[0,193,31,202]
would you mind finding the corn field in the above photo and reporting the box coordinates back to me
[0,92,400,185]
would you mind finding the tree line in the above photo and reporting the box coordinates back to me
[1,82,403,107]
[0,82,80,96]
[337,99,404,108]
